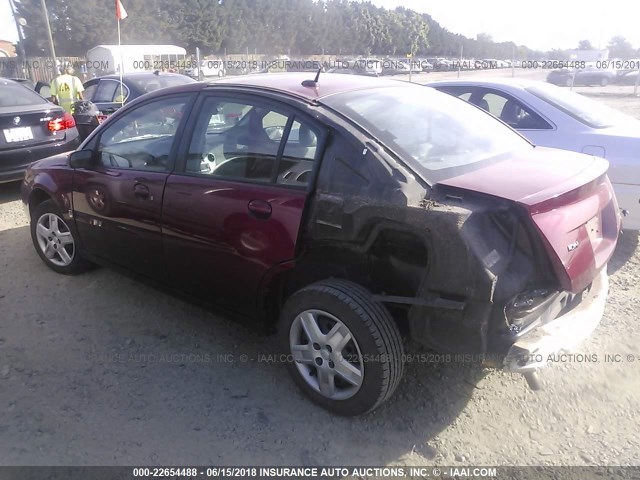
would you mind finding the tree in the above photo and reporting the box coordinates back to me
[578,39,593,50]
[608,36,635,59]
[12,0,545,59]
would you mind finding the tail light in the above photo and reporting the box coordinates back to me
[48,112,76,132]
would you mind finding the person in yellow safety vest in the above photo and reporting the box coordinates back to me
[50,66,84,113]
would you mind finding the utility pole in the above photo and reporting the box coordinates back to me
[40,0,58,77]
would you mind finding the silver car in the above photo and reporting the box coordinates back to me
[428,78,640,230]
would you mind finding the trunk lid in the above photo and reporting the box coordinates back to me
[439,147,620,293]
[0,104,69,152]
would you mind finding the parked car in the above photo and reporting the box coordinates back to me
[546,67,617,87]
[618,70,640,85]
[75,72,195,139]
[353,58,383,76]
[22,73,620,415]
[429,57,454,71]
[381,60,410,75]
[428,77,640,229]
[184,59,225,80]
[0,78,80,183]
[420,59,434,72]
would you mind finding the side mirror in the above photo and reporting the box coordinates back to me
[69,149,96,169]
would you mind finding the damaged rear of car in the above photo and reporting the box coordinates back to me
[316,84,620,394]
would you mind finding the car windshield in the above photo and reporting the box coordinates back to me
[127,75,195,94]
[323,85,531,181]
[526,83,633,128]
[0,80,47,107]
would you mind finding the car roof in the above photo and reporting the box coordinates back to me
[211,72,411,102]
[96,72,189,81]
[0,77,20,85]
[426,77,542,89]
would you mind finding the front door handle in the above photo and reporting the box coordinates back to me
[133,183,150,199]
[247,199,272,219]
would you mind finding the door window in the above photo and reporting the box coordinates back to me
[93,79,130,103]
[278,120,318,186]
[82,82,98,102]
[186,97,320,187]
[477,91,552,130]
[96,96,188,171]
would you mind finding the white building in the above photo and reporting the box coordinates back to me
[86,44,187,75]
[568,49,609,62]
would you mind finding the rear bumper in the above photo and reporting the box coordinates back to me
[504,267,608,374]
[0,134,80,183]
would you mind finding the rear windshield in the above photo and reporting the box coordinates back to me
[322,85,531,181]
[127,75,195,94]
[526,83,632,128]
[0,80,47,107]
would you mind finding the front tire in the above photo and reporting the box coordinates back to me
[30,200,91,275]
[279,279,404,416]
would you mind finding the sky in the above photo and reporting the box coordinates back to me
[368,0,640,51]
[2,0,639,52]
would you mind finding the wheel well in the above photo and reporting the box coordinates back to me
[262,229,430,332]
[28,189,52,218]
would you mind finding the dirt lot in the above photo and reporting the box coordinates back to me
[1,77,639,467]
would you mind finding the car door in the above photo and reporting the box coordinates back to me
[72,93,192,280]
[92,78,131,115]
[162,93,325,315]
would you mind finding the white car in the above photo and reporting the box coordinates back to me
[428,78,640,230]
[185,59,225,80]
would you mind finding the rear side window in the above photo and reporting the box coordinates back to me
[317,133,384,195]
[477,90,552,130]
[93,80,130,103]
[82,83,98,101]
[0,81,47,107]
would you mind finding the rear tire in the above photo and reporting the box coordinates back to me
[30,200,91,275]
[279,279,404,416]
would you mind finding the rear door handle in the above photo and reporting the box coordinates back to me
[133,183,150,199]
[247,199,272,219]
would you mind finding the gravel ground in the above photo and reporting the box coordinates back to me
[0,82,639,467]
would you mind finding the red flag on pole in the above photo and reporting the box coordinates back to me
[116,0,128,20]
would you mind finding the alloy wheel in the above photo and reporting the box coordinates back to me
[289,309,364,400]
[35,213,75,267]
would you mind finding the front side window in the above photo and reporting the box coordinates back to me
[323,85,532,181]
[186,97,320,187]
[97,96,188,171]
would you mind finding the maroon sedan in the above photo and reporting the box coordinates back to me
[21,73,620,415]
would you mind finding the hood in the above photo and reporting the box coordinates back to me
[32,151,73,169]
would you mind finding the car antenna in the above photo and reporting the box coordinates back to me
[301,68,321,88]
